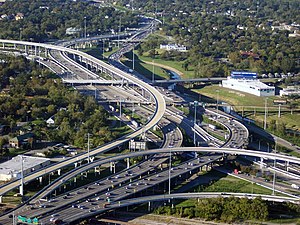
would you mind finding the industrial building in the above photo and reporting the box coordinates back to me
[222,71,275,97]
[0,156,50,181]
[280,86,300,96]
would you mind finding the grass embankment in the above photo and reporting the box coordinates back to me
[121,50,195,79]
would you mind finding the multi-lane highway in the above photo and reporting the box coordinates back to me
[0,14,299,225]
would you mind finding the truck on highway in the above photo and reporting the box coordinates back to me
[291,184,299,189]
[208,124,216,130]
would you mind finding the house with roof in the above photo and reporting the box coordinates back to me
[9,133,35,149]
[46,116,55,126]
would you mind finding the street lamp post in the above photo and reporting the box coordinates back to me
[193,101,198,146]
[169,149,171,195]
[216,90,220,113]
[19,28,22,41]
[102,40,105,60]
[84,16,87,39]
[272,139,277,195]
[118,17,121,48]
[132,47,135,70]
[20,155,24,196]
[87,133,91,163]
[152,60,155,83]
[264,98,268,130]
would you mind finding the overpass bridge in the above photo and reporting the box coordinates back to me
[153,77,226,84]
[0,38,166,197]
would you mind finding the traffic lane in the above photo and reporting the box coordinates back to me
[7,153,175,221]
[40,156,222,223]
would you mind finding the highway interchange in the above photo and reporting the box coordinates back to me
[0,16,299,225]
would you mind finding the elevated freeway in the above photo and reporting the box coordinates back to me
[1,147,300,224]
[0,39,166,198]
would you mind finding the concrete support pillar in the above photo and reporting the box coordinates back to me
[24,45,28,54]
[74,162,78,168]
[148,201,151,212]
[127,158,130,169]
[45,49,49,57]
[286,161,290,172]
[2,43,4,48]
[57,169,61,176]
[73,54,76,60]
[39,176,43,184]
[34,46,37,56]
[19,184,24,196]
[0,196,2,203]
[260,158,264,170]
[14,43,16,49]
[90,157,94,163]
[142,89,145,97]
[74,177,77,184]
[110,162,113,173]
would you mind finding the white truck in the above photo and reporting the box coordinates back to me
[291,184,299,189]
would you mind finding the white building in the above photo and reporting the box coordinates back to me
[160,44,187,52]
[0,156,50,181]
[280,86,300,96]
[66,27,81,35]
[222,71,275,97]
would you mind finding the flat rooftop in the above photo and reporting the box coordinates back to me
[226,77,275,89]
[0,155,50,175]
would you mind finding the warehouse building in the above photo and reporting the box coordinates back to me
[0,156,50,181]
[222,71,275,97]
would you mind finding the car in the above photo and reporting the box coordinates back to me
[51,214,59,217]
[72,204,77,208]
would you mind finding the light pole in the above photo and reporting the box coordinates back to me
[84,16,87,39]
[119,98,122,118]
[132,47,135,70]
[19,28,22,41]
[216,90,220,113]
[132,102,135,118]
[20,155,24,196]
[193,101,198,146]
[87,133,91,163]
[102,40,105,60]
[272,138,277,195]
[152,60,155,83]
[264,98,268,130]
[118,17,121,48]
[168,149,171,195]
